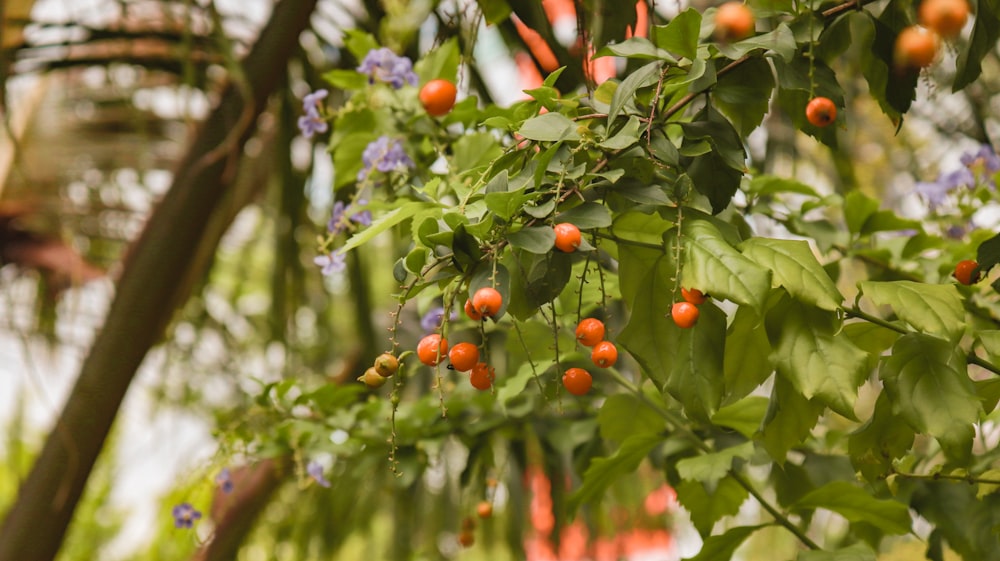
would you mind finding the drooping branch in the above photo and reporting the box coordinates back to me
[0,1,318,559]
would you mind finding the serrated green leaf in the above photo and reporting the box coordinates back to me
[859,281,965,341]
[741,238,843,310]
[341,202,432,253]
[796,543,877,561]
[666,302,728,422]
[518,113,580,142]
[677,442,754,486]
[760,375,824,461]
[766,297,867,418]
[598,394,665,442]
[568,433,662,511]
[712,397,770,438]
[848,391,915,482]
[682,219,771,314]
[675,476,749,536]
[682,525,766,561]
[653,8,702,60]
[977,330,1000,364]
[712,57,775,137]
[724,306,773,403]
[793,481,911,534]
[618,248,677,388]
[881,333,981,463]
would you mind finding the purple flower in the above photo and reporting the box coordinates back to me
[328,201,347,234]
[215,468,233,494]
[303,89,329,113]
[172,503,202,529]
[307,460,331,488]
[916,168,974,208]
[298,89,329,139]
[357,136,414,182]
[351,198,372,226]
[420,306,457,333]
[960,144,1000,187]
[314,251,346,276]
[357,48,418,89]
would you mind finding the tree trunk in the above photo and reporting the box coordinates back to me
[0,1,317,559]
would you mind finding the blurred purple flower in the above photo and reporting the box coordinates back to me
[946,223,970,239]
[307,460,331,488]
[328,201,347,234]
[172,503,202,529]
[420,306,457,333]
[357,48,418,89]
[960,144,1000,186]
[215,468,234,494]
[314,251,346,276]
[916,168,974,208]
[298,89,329,139]
[351,198,372,226]
[358,136,414,182]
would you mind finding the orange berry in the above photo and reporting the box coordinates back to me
[472,287,503,318]
[374,352,399,377]
[419,79,457,117]
[417,334,448,366]
[954,259,980,285]
[464,298,483,321]
[448,342,480,372]
[575,318,606,347]
[360,367,388,388]
[562,367,593,396]
[805,97,837,128]
[671,302,700,329]
[591,341,618,368]
[894,26,939,69]
[714,2,755,42]
[458,530,475,547]
[477,501,493,519]
[553,223,582,252]
[681,287,707,305]
[919,0,969,38]
[470,362,496,390]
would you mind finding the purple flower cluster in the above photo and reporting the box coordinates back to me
[172,503,202,529]
[314,250,346,276]
[358,136,414,182]
[215,468,234,494]
[357,48,418,89]
[307,460,331,488]
[420,306,457,333]
[327,200,372,235]
[915,144,1000,208]
[298,89,329,139]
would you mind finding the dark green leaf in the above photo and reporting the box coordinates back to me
[618,247,677,388]
[666,301,728,422]
[675,476,749,536]
[760,375,824,462]
[475,0,512,23]
[609,61,662,123]
[598,394,666,442]
[555,202,612,229]
[508,226,556,254]
[723,306,773,403]
[955,0,1000,90]
[712,57,775,137]
[976,232,1000,273]
[652,8,702,60]
[793,481,911,535]
[682,220,772,314]
[568,433,663,511]
[682,525,767,561]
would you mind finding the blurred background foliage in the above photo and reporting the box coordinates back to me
[0,0,998,560]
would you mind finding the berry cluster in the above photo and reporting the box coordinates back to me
[564,318,619,396]
[359,352,400,388]
[671,288,707,329]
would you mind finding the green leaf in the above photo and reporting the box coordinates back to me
[653,8,702,60]
[568,433,663,511]
[793,481,911,535]
[555,202,613,229]
[712,397,770,439]
[611,211,673,249]
[976,232,1000,273]
[666,302,728,422]
[595,37,678,62]
[598,394,665,442]
[618,247,677,388]
[717,23,797,62]
[741,238,843,311]
[497,361,542,412]
[861,210,921,235]
[508,226,556,254]
[843,191,879,235]
[682,219,772,314]
[342,29,379,61]
[848,391,915,481]
[341,202,432,253]
[518,113,581,142]
[977,330,1000,363]
[608,61,662,123]
[858,281,965,341]
[505,251,572,319]
[600,116,643,150]
[675,476,749,536]
[955,0,1000,90]
[414,38,460,83]
[453,132,503,170]
[677,442,754,486]
[322,69,367,90]
[760,375,824,461]
[855,12,915,125]
[682,525,767,561]
[881,333,982,463]
[765,297,867,419]
[748,175,819,197]
[796,543,877,561]
[484,190,533,221]
[712,57,775,137]
[475,0,512,24]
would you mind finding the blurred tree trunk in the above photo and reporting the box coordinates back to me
[0,1,318,559]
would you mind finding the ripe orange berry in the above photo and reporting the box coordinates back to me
[681,287,707,305]
[805,97,837,128]
[419,79,457,117]
[472,287,503,318]
[671,302,700,329]
[374,352,399,377]
[449,342,480,372]
[458,530,475,547]
[562,367,593,396]
[464,298,483,321]
[714,2,755,42]
[553,223,582,252]
[476,501,493,519]
[575,318,606,347]
[954,259,980,285]
[417,334,448,366]
[919,0,969,38]
[470,362,496,390]
[591,341,618,368]
[894,26,939,70]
